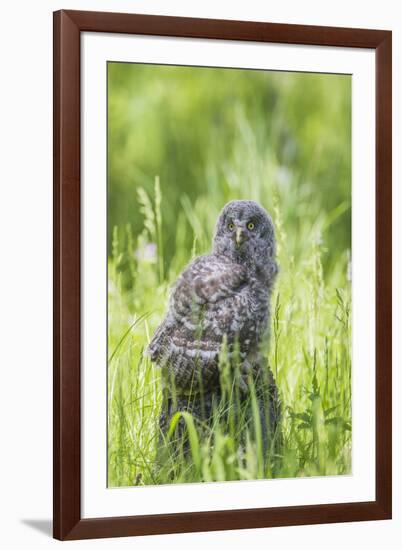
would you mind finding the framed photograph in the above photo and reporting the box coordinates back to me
[53,10,392,540]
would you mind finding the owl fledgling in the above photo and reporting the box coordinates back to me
[148,200,280,445]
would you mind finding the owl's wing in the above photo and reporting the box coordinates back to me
[148,255,253,392]
[147,255,245,359]
[171,255,247,315]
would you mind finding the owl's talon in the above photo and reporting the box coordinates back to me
[237,376,249,393]
[241,360,253,375]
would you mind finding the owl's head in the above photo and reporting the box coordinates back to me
[213,200,277,272]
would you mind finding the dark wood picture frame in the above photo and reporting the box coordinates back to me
[53,9,392,541]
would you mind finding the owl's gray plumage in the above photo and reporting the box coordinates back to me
[148,200,280,444]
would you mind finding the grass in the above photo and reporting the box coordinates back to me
[107,181,352,487]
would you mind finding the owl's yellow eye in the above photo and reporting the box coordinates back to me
[228,223,235,231]
[247,222,255,230]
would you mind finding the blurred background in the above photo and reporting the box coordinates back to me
[108,63,351,279]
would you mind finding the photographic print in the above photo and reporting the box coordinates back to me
[107,62,352,488]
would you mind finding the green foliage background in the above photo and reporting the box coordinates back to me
[107,62,352,487]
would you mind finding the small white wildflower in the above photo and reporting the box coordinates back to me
[135,242,157,263]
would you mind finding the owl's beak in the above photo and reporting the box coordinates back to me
[235,227,245,247]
